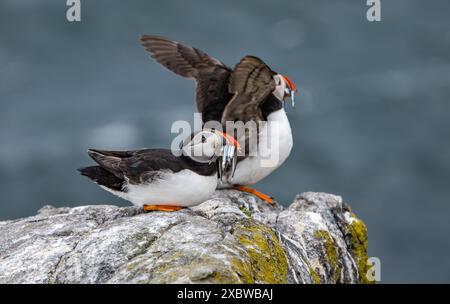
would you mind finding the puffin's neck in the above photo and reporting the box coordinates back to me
[261,94,283,120]
[180,154,217,176]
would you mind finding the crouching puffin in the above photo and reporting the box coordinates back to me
[140,35,298,203]
[78,129,239,212]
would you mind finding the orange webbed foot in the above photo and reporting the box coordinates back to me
[143,205,183,212]
[234,186,274,204]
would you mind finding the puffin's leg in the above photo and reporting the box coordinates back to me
[234,186,273,204]
[143,205,183,212]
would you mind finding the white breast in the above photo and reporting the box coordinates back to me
[223,108,293,186]
[102,170,218,207]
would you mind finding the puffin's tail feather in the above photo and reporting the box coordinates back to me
[86,149,125,179]
[78,166,124,192]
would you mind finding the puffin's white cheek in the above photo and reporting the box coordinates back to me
[273,85,285,101]
[203,145,216,158]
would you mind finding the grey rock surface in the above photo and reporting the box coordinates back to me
[0,190,371,284]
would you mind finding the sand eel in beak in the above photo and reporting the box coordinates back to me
[140,35,298,204]
[78,129,239,212]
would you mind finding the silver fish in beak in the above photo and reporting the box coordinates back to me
[218,144,237,182]
[282,75,298,108]
[284,87,296,108]
[214,131,240,182]
[291,89,295,107]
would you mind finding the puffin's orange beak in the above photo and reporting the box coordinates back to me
[282,75,298,92]
[217,131,241,149]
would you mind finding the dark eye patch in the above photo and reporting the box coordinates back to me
[201,135,207,143]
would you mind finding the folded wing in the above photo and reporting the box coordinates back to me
[221,56,276,125]
[86,149,184,184]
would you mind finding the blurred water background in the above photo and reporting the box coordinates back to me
[1,0,450,283]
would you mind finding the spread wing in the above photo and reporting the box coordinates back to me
[140,35,232,122]
[221,56,276,125]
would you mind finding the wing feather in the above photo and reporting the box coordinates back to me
[221,56,276,124]
[140,35,232,120]
[87,149,188,184]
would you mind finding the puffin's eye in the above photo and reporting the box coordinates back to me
[201,135,207,143]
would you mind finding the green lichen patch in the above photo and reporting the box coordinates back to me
[345,213,372,284]
[314,230,340,283]
[308,265,321,284]
[229,257,254,283]
[233,219,288,284]
[239,206,252,218]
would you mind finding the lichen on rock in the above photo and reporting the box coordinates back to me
[0,191,372,284]
[344,213,372,283]
[233,219,288,283]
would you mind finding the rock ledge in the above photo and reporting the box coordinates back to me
[0,190,370,284]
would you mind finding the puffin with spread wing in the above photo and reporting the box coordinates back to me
[140,35,298,203]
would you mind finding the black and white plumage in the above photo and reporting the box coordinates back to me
[78,130,236,207]
[140,35,297,187]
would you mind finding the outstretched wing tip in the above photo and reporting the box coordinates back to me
[140,34,168,43]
